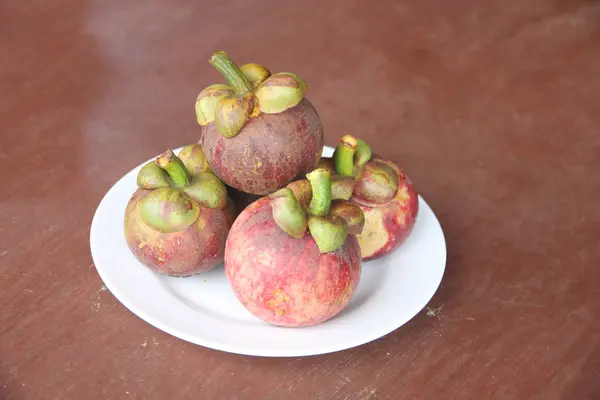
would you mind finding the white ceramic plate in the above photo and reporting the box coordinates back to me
[90,146,446,357]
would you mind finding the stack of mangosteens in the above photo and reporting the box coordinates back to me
[123,51,419,327]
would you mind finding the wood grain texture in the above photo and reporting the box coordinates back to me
[1,0,599,399]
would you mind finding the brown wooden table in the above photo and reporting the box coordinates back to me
[2,1,599,399]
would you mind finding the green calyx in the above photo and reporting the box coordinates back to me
[307,215,348,254]
[135,146,228,232]
[331,134,400,205]
[137,162,170,189]
[254,72,306,114]
[176,144,211,176]
[139,188,199,234]
[331,176,355,201]
[352,159,400,206]
[269,188,308,238]
[285,179,312,209]
[184,172,228,209]
[333,134,373,177]
[240,63,271,88]
[307,200,365,253]
[195,84,233,126]
[271,168,364,254]
[330,200,365,234]
[214,93,255,138]
[195,51,307,138]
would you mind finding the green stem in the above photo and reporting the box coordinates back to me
[156,150,191,188]
[306,168,331,217]
[334,135,372,177]
[334,136,357,177]
[209,52,253,95]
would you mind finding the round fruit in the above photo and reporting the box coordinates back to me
[225,168,364,327]
[324,135,419,260]
[124,145,234,276]
[196,51,324,195]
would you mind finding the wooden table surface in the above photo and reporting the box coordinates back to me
[2,1,599,399]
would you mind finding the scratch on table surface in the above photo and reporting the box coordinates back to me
[140,340,147,348]
[499,296,544,308]
[353,386,378,400]
[484,358,495,367]
[336,372,352,383]
[0,250,8,257]
[98,285,107,292]
[46,224,59,233]
[426,304,444,318]
[153,337,159,345]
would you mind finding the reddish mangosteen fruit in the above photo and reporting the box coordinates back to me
[224,168,364,327]
[196,51,324,195]
[124,145,235,277]
[322,135,419,261]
